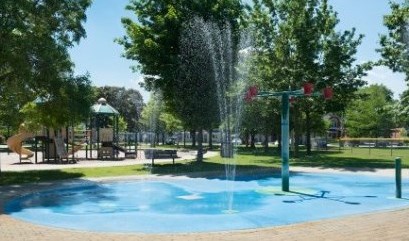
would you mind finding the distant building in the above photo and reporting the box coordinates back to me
[390,128,407,138]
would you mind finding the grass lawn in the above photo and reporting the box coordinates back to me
[1,146,408,186]
[295,146,409,168]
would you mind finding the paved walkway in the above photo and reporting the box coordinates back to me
[0,149,209,171]
[1,151,409,240]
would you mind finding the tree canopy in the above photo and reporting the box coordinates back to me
[119,0,245,160]
[395,89,409,129]
[345,84,395,138]
[118,0,378,155]
[247,0,368,153]
[378,0,409,81]
[250,0,367,109]
[0,0,93,131]
[95,86,144,132]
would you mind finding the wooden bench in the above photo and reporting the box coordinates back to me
[144,149,178,166]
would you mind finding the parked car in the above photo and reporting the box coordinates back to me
[165,137,177,145]
[375,141,388,147]
[232,138,242,145]
[316,140,327,148]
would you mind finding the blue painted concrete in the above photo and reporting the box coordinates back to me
[5,172,409,233]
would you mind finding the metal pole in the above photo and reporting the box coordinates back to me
[281,93,290,192]
[35,137,38,164]
[395,157,402,198]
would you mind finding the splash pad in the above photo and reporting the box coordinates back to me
[5,172,409,233]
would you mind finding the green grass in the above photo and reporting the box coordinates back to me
[1,146,408,186]
[291,147,409,169]
[0,170,84,185]
[63,165,150,177]
[0,165,151,186]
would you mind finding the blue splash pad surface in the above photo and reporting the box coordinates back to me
[5,172,409,233]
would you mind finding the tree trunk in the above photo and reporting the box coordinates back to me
[208,129,213,149]
[250,132,256,149]
[244,130,249,147]
[152,133,156,147]
[306,109,312,155]
[156,132,160,146]
[263,131,269,153]
[183,130,186,148]
[191,130,196,147]
[293,107,301,157]
[197,129,204,162]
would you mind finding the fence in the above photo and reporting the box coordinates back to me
[338,138,409,156]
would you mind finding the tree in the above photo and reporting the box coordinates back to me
[95,86,144,132]
[160,112,182,138]
[176,16,233,160]
[139,92,165,146]
[378,1,409,81]
[119,0,245,161]
[395,89,409,129]
[248,0,368,155]
[118,116,128,132]
[345,84,395,138]
[0,0,93,130]
[242,97,280,150]
[20,74,94,130]
[378,1,409,133]
[140,92,183,145]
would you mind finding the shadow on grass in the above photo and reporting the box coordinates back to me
[1,147,404,186]
[150,147,402,179]
[236,147,281,157]
[232,147,403,172]
[291,151,401,171]
[150,160,280,180]
[0,170,84,186]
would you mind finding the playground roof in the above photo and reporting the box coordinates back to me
[91,98,119,115]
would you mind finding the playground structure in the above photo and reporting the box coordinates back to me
[85,98,137,160]
[6,125,87,163]
[5,98,138,163]
[6,131,34,159]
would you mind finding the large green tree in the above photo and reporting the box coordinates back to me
[345,84,395,138]
[248,0,368,154]
[119,0,245,161]
[378,1,409,135]
[21,75,94,130]
[395,89,409,129]
[378,0,409,81]
[139,92,166,146]
[95,86,144,132]
[0,0,93,131]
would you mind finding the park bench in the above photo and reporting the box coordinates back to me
[144,149,178,166]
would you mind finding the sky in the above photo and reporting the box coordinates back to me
[69,0,408,102]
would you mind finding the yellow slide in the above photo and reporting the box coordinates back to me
[7,132,34,158]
